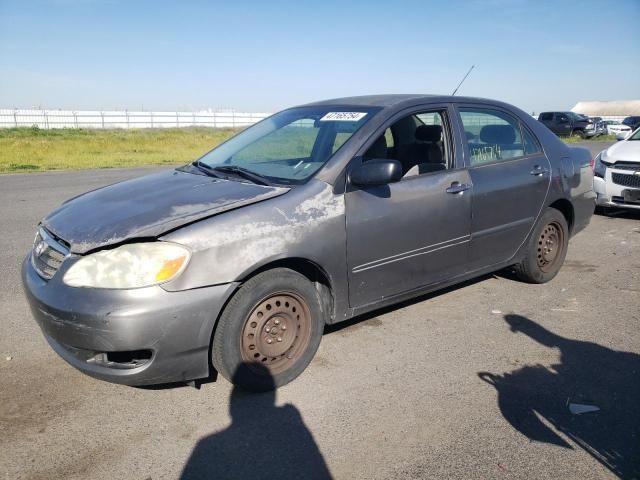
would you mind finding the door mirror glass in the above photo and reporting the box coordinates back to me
[351,159,402,186]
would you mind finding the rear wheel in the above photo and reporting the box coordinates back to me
[212,268,324,391]
[514,208,569,283]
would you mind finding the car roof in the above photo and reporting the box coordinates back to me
[299,94,514,109]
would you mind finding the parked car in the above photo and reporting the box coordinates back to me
[622,116,640,132]
[22,95,595,391]
[538,111,598,138]
[587,116,607,136]
[603,120,632,137]
[593,127,640,212]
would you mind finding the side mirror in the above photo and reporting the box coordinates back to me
[350,159,402,187]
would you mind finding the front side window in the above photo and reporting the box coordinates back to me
[363,110,450,178]
[198,106,379,184]
[460,108,524,165]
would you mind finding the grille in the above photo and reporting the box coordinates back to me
[611,162,640,171]
[31,228,69,280]
[612,173,640,188]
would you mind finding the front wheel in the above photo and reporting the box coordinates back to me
[571,129,585,139]
[514,208,569,284]
[212,268,324,391]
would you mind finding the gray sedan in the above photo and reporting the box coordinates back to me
[22,95,595,391]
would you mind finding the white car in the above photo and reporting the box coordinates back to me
[593,128,640,212]
[603,120,632,137]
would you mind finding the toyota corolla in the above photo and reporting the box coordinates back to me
[22,95,595,391]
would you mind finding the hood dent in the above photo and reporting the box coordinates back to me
[42,170,289,254]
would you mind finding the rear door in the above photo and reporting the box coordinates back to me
[345,106,472,308]
[455,106,551,271]
[554,113,572,135]
[539,112,554,132]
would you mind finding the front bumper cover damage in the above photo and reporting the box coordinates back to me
[22,256,238,386]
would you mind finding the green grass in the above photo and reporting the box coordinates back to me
[1,126,617,174]
[562,134,617,144]
[0,127,241,173]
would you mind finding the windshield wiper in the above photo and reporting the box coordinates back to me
[191,161,222,178]
[212,165,270,185]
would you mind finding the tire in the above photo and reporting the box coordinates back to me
[571,129,585,139]
[514,208,569,284]
[212,268,324,391]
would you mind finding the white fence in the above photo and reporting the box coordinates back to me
[0,109,272,129]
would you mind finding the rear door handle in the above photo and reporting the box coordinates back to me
[446,182,471,194]
[530,165,549,176]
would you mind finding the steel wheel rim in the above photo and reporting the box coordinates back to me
[536,221,564,273]
[240,291,312,375]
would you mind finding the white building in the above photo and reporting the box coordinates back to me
[571,100,640,122]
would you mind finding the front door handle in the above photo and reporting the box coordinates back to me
[446,182,471,194]
[530,165,549,176]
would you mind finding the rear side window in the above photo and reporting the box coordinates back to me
[539,113,552,121]
[522,126,542,155]
[459,108,524,166]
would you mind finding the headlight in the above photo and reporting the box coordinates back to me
[593,151,611,178]
[63,242,191,289]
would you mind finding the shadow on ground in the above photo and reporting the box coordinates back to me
[480,314,639,479]
[180,362,332,480]
[595,207,640,221]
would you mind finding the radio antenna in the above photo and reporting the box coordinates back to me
[451,65,475,96]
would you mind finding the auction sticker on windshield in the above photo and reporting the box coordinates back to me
[319,112,367,121]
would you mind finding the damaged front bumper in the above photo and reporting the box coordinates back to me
[22,256,238,386]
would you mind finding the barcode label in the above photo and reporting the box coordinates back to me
[319,112,367,122]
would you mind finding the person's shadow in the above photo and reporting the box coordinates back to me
[180,362,332,480]
[479,314,639,479]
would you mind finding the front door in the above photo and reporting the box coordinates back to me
[345,108,472,308]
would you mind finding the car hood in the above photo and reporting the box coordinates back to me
[42,169,290,254]
[606,140,640,163]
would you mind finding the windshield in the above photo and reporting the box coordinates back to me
[197,106,380,185]
[566,112,585,121]
[628,129,640,141]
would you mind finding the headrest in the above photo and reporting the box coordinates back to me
[415,125,442,142]
[480,125,516,144]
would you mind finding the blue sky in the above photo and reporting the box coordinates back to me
[1,0,638,114]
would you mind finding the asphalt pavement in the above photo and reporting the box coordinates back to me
[1,147,638,480]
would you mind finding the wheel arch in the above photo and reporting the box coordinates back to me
[548,198,575,234]
[237,257,335,324]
